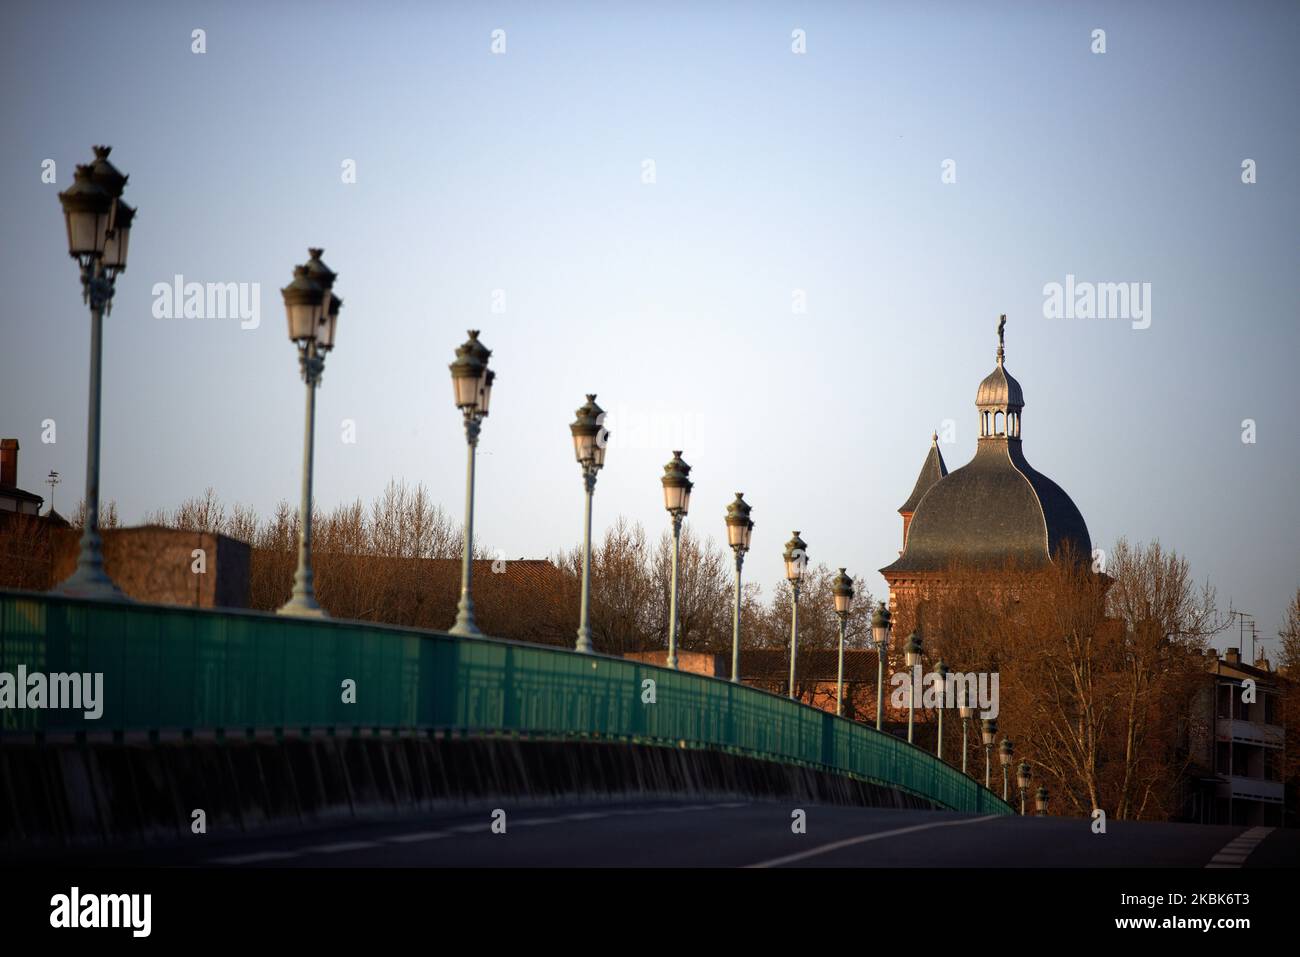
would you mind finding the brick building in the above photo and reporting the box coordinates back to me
[0,439,45,517]
[625,647,919,734]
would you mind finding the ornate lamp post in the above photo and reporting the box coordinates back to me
[904,630,923,744]
[1035,786,1050,816]
[999,738,1015,801]
[783,531,808,700]
[933,660,949,759]
[1016,760,1033,815]
[570,395,608,653]
[871,602,892,730]
[724,493,754,683]
[661,451,693,669]
[449,331,494,636]
[832,569,854,716]
[277,249,339,617]
[55,146,135,599]
[981,718,997,789]
[958,689,975,775]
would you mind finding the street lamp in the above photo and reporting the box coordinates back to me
[871,602,892,730]
[448,330,493,636]
[783,531,808,700]
[724,493,754,683]
[933,660,949,760]
[278,248,339,617]
[981,718,997,789]
[904,630,923,744]
[1035,785,1049,816]
[1016,760,1033,815]
[55,146,135,600]
[958,688,975,775]
[570,394,608,653]
[661,451,693,669]
[999,738,1015,801]
[832,568,854,716]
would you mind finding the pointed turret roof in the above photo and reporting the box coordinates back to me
[898,432,948,515]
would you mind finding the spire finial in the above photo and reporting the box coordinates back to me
[996,314,1006,365]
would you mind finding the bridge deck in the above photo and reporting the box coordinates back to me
[0,591,1012,815]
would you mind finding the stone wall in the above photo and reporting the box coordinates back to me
[51,526,250,608]
[623,650,726,676]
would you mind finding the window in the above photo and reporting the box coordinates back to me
[1216,684,1231,719]
[1265,749,1282,782]
[1232,748,1249,777]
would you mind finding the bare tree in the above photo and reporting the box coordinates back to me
[173,487,225,533]
[71,499,119,529]
[1279,587,1300,673]
[1104,539,1223,819]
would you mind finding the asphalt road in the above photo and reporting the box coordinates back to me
[14,800,1299,868]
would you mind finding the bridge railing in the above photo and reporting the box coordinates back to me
[0,591,1012,815]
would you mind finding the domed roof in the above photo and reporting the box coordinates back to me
[882,314,1090,575]
[881,441,1091,573]
[976,363,1023,410]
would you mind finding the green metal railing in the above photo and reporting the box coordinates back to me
[0,591,1012,814]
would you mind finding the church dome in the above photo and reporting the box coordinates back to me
[881,441,1091,572]
[881,315,1091,575]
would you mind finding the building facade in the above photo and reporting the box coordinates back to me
[1183,647,1286,826]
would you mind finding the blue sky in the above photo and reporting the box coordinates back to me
[2,1,1297,649]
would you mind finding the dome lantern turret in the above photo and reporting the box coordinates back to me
[976,314,1024,440]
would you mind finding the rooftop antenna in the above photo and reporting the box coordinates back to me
[1230,610,1256,664]
[45,470,60,516]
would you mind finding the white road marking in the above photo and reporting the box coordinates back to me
[747,814,1002,868]
[304,840,380,854]
[385,831,449,843]
[209,802,760,865]
[211,850,302,865]
[1205,826,1273,868]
